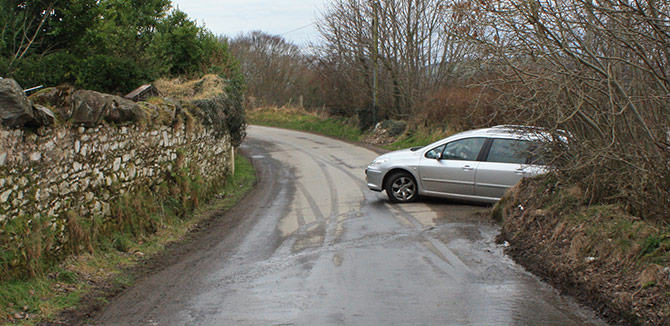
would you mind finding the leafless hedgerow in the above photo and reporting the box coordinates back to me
[230,31,317,109]
[457,0,670,220]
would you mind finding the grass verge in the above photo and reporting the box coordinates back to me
[247,107,459,151]
[0,152,256,326]
[247,107,363,143]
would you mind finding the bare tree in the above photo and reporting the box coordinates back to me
[230,31,314,108]
[315,0,475,120]
[458,0,670,219]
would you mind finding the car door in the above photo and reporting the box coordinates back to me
[475,138,542,199]
[418,137,486,196]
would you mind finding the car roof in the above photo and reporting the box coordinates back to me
[464,125,555,138]
[429,125,553,146]
[416,125,562,152]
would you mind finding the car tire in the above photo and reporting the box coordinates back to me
[384,171,418,203]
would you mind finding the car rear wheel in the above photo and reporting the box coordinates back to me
[384,171,417,203]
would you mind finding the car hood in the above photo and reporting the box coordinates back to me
[378,147,420,160]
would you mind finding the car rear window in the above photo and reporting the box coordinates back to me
[486,139,538,164]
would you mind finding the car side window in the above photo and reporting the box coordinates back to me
[486,139,535,164]
[425,144,446,159]
[442,138,486,161]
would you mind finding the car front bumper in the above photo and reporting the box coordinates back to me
[365,166,383,192]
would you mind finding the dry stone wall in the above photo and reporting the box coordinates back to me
[0,122,233,243]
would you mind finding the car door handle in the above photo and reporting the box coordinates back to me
[515,167,525,175]
[462,165,474,171]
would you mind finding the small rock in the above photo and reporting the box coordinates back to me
[0,189,12,203]
[113,157,122,172]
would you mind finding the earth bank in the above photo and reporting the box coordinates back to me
[496,176,670,325]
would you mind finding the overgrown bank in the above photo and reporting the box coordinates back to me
[495,176,670,325]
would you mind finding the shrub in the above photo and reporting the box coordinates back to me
[223,74,247,147]
[75,54,153,94]
[9,52,79,88]
[419,85,498,131]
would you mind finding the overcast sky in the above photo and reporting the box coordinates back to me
[170,0,327,47]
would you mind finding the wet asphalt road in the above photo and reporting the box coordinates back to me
[94,125,608,326]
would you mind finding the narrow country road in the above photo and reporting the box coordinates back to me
[94,125,608,326]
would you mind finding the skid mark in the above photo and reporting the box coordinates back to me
[421,239,475,281]
[426,237,474,275]
[275,143,366,246]
[328,155,357,170]
[316,161,339,222]
[278,184,315,237]
[297,182,325,223]
[422,241,455,267]
[387,205,424,229]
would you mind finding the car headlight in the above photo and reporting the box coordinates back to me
[370,158,390,166]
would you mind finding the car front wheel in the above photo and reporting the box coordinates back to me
[384,171,417,203]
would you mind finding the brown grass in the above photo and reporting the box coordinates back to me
[155,74,227,101]
[65,211,92,255]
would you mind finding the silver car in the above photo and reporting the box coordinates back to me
[365,126,548,203]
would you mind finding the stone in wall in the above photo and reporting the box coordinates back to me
[0,79,34,128]
[29,85,75,120]
[71,90,111,127]
[103,94,147,124]
[72,90,147,126]
[28,104,56,127]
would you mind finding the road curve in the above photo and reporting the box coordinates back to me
[94,125,607,326]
